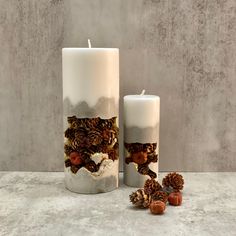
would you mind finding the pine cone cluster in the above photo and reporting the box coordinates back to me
[129,172,185,215]
[129,189,151,208]
[64,116,119,174]
[125,142,158,179]
[162,172,184,191]
[144,179,162,195]
[125,143,157,154]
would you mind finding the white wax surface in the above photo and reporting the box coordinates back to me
[62,48,119,107]
[124,95,160,128]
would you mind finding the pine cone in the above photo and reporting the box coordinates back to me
[64,128,75,140]
[162,172,184,191]
[84,161,98,172]
[75,127,87,138]
[108,149,118,161]
[70,165,79,174]
[147,153,158,163]
[152,191,168,203]
[86,117,100,129]
[144,179,162,195]
[145,143,157,154]
[64,144,73,156]
[138,165,157,179]
[124,143,144,153]
[138,165,149,175]
[99,117,117,129]
[70,128,88,149]
[129,189,151,208]
[64,159,71,167]
[102,129,117,145]
[87,130,102,146]
[67,116,77,125]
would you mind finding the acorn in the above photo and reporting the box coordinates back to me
[69,152,83,165]
[168,192,182,206]
[149,200,166,215]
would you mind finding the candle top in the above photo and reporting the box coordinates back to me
[62,48,119,51]
[63,39,119,51]
[124,95,160,100]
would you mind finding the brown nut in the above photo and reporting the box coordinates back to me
[149,200,166,215]
[168,192,182,206]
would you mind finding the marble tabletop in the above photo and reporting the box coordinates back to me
[0,172,235,236]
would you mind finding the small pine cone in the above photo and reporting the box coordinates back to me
[75,127,87,138]
[86,117,100,129]
[125,143,144,153]
[75,148,91,161]
[108,149,118,161]
[67,116,77,125]
[99,117,117,129]
[71,129,88,149]
[113,142,119,150]
[162,172,184,191]
[144,178,162,195]
[65,159,71,167]
[64,128,75,140]
[129,189,151,208]
[152,191,168,203]
[64,144,73,156]
[74,118,88,128]
[71,138,85,150]
[84,161,98,172]
[87,145,100,154]
[70,165,79,174]
[72,117,97,130]
[87,130,102,146]
[138,165,149,175]
[145,143,157,154]
[138,165,157,179]
[102,129,116,145]
[147,153,158,163]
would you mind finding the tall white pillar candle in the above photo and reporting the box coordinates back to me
[124,90,160,187]
[62,41,119,193]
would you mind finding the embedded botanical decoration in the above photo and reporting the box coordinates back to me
[124,142,158,178]
[64,116,119,174]
[129,172,184,215]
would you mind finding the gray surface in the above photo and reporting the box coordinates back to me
[0,0,236,171]
[0,172,236,236]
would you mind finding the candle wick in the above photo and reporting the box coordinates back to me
[88,39,92,48]
[140,89,145,96]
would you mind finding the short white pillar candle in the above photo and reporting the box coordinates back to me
[124,90,160,187]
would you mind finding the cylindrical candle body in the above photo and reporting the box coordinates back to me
[63,48,119,193]
[124,95,160,187]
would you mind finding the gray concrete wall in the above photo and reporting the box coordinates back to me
[0,0,235,171]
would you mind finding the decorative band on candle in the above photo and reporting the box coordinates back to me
[124,125,159,143]
[64,116,119,173]
[124,142,158,179]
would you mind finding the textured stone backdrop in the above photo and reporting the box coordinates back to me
[0,0,235,171]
